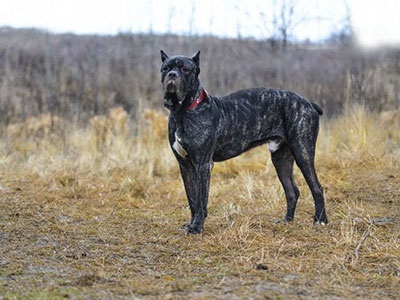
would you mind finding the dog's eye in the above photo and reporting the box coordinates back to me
[181,67,190,73]
[161,66,169,72]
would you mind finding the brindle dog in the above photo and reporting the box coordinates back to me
[160,50,328,234]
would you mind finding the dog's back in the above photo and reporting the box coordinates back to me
[219,87,322,116]
[212,88,321,161]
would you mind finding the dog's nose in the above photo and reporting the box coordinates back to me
[167,71,178,79]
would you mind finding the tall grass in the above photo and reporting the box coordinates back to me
[319,105,400,167]
[2,104,399,187]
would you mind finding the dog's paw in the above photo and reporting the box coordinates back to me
[314,214,328,226]
[274,218,292,224]
[313,218,329,226]
[185,224,203,234]
[274,215,294,224]
[181,222,203,234]
[314,221,328,226]
[181,222,191,230]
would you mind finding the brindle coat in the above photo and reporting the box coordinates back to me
[160,50,328,234]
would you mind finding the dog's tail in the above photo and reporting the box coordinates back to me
[311,102,323,116]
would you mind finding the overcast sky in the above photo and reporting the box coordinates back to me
[0,0,399,47]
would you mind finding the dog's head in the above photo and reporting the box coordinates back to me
[160,50,200,111]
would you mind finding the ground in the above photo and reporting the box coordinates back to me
[0,107,399,299]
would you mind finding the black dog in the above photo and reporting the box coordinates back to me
[160,50,328,234]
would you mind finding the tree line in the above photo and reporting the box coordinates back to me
[0,27,399,126]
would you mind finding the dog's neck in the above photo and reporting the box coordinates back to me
[186,87,208,111]
[170,85,209,137]
[166,83,208,113]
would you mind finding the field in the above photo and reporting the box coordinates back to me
[0,105,399,299]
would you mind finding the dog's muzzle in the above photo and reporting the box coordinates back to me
[163,76,185,110]
[165,81,177,93]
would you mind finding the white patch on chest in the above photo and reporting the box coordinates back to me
[173,132,188,158]
[267,140,282,153]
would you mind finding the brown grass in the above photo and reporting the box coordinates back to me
[0,106,399,299]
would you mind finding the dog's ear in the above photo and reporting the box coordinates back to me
[192,51,200,67]
[160,50,169,62]
[192,51,200,75]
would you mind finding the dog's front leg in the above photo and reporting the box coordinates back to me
[185,161,212,234]
[178,159,197,229]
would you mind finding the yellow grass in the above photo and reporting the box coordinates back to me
[0,106,399,299]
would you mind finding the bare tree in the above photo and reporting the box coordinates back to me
[271,0,295,49]
[340,0,354,44]
[189,1,196,36]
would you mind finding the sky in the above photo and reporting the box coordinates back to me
[0,0,399,47]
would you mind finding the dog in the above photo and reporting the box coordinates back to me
[160,50,328,234]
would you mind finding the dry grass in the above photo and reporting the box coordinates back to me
[0,106,399,299]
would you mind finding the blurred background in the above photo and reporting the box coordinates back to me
[0,0,399,125]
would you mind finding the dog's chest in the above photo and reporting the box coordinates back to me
[173,132,188,158]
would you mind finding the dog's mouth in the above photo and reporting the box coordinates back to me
[163,80,185,110]
[165,81,177,93]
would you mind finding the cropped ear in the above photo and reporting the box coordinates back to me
[160,50,169,62]
[192,51,200,67]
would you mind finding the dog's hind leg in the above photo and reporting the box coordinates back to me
[271,143,300,222]
[291,140,328,225]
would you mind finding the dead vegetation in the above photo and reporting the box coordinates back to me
[1,27,400,126]
[0,105,399,299]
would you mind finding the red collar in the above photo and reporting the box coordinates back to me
[186,88,208,111]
